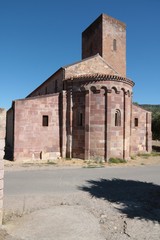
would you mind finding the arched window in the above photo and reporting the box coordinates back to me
[115,109,121,126]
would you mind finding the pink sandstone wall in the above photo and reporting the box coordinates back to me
[131,104,152,154]
[82,14,126,76]
[68,77,133,161]
[0,108,5,224]
[108,87,132,159]
[102,14,126,76]
[72,92,85,159]
[89,88,106,160]
[13,94,61,160]
[82,15,103,60]
[109,88,124,159]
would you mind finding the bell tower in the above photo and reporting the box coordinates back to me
[82,14,126,77]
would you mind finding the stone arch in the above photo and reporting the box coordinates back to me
[126,90,131,97]
[112,86,120,94]
[90,85,100,94]
[101,86,107,95]
[121,87,126,95]
[79,86,90,92]
[90,85,97,92]
[101,86,108,91]
[121,88,131,97]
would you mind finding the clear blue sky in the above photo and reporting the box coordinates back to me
[1,0,160,110]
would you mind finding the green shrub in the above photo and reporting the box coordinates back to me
[138,152,160,158]
[109,158,126,164]
[137,153,150,159]
[151,152,160,157]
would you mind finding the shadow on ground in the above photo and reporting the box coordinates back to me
[79,178,160,222]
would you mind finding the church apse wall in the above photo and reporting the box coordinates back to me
[66,74,134,161]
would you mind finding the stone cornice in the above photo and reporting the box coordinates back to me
[64,73,135,87]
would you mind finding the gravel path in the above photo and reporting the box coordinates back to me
[2,191,160,240]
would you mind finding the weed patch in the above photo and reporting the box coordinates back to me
[109,158,126,164]
[137,152,160,159]
[47,160,56,165]
[137,153,150,159]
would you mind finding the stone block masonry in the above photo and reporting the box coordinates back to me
[13,94,61,160]
[6,13,152,162]
[0,108,6,225]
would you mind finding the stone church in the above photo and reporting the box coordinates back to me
[6,13,152,161]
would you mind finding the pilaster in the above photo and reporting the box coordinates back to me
[84,90,90,160]
[61,91,67,158]
[106,89,112,161]
[123,91,131,159]
[66,89,73,159]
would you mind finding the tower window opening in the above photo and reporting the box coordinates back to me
[90,43,93,55]
[134,118,138,127]
[115,109,121,126]
[113,39,117,51]
[45,87,48,94]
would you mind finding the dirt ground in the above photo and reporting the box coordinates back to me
[3,153,160,171]
[1,142,160,240]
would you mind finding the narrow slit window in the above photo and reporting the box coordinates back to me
[78,112,83,126]
[115,109,121,126]
[90,43,93,55]
[45,87,48,94]
[55,80,58,93]
[43,115,49,127]
[113,39,117,51]
[135,118,138,127]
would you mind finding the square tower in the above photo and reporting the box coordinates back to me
[82,14,126,76]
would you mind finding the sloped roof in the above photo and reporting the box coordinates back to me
[26,54,125,97]
[63,53,118,75]
[63,54,119,80]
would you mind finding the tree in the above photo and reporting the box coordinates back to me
[138,104,160,140]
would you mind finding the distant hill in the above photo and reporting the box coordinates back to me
[139,104,160,113]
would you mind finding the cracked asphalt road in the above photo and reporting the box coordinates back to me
[2,165,160,240]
